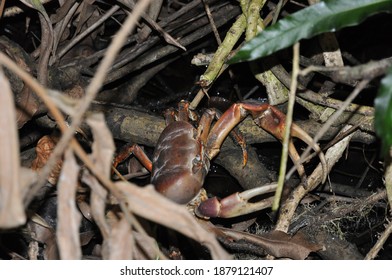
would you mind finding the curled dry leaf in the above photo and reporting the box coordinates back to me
[57,148,82,260]
[115,182,231,260]
[31,134,62,185]
[0,68,26,229]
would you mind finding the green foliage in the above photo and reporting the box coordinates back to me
[375,67,392,155]
[229,0,392,63]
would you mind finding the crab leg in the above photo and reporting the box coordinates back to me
[206,102,327,183]
[205,103,265,160]
[249,104,327,184]
[200,108,248,166]
[113,144,152,172]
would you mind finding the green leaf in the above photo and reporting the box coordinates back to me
[19,0,47,14]
[229,0,392,63]
[375,66,392,155]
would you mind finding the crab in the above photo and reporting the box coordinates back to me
[113,100,327,218]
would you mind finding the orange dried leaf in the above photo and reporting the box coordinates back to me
[31,135,62,185]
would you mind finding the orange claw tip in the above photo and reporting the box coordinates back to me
[195,197,221,218]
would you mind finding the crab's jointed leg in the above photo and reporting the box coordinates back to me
[113,143,152,173]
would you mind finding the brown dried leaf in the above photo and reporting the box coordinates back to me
[83,113,116,239]
[262,230,323,259]
[133,230,162,260]
[0,68,26,229]
[219,228,323,260]
[115,182,231,260]
[57,148,82,260]
[83,172,110,238]
[86,113,115,178]
[102,216,134,260]
[31,134,62,185]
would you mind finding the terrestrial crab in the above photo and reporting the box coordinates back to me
[114,100,327,218]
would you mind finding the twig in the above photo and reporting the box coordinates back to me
[298,90,374,116]
[365,219,392,260]
[202,0,221,44]
[119,0,185,50]
[300,57,392,84]
[198,14,246,87]
[52,2,80,57]
[272,0,284,24]
[273,42,299,210]
[37,8,54,86]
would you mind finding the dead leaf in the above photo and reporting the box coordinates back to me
[102,216,134,260]
[31,134,62,185]
[57,148,82,260]
[132,230,162,260]
[0,68,26,228]
[83,113,116,239]
[83,172,110,238]
[115,182,231,260]
[218,228,323,260]
[86,113,115,178]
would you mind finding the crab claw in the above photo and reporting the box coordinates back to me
[195,183,277,218]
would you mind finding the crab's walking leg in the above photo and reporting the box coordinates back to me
[199,107,248,166]
[251,105,327,183]
[205,102,327,183]
[113,144,152,173]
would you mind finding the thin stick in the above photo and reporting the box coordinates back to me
[272,42,299,211]
[365,219,392,260]
[202,0,221,45]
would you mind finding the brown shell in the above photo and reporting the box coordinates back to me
[151,121,210,204]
